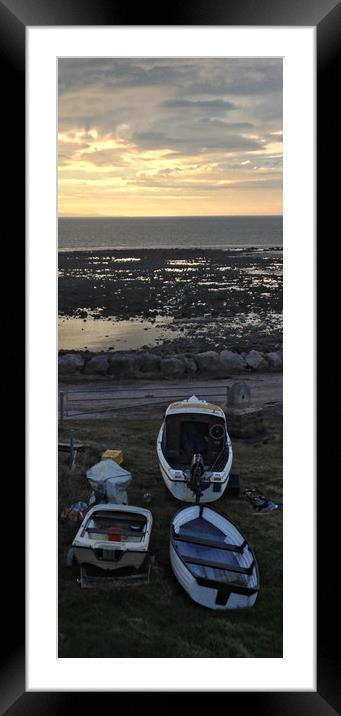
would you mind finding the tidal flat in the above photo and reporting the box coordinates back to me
[59,248,282,354]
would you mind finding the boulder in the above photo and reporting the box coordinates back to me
[245,350,268,370]
[108,353,136,378]
[220,350,246,372]
[84,354,109,375]
[160,356,186,378]
[134,352,161,374]
[182,356,198,375]
[225,406,266,439]
[195,351,221,374]
[58,353,84,374]
[174,354,198,375]
[265,351,283,370]
[226,381,251,408]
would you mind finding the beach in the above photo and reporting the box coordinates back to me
[59,247,282,355]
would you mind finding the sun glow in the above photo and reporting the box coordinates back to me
[58,58,282,216]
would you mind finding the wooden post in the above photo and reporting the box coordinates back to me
[59,391,64,429]
[69,430,75,469]
[226,386,230,408]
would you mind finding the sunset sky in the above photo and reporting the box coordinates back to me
[58,58,282,217]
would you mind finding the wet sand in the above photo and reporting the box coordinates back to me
[58,247,282,354]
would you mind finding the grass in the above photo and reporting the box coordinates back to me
[58,410,282,658]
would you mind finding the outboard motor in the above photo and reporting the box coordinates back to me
[188,453,205,503]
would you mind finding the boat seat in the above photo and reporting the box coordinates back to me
[196,576,258,597]
[173,530,247,553]
[86,527,144,538]
[91,513,146,525]
[181,554,255,576]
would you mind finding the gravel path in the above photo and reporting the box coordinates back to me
[59,371,282,420]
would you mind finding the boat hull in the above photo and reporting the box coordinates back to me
[73,546,147,572]
[157,424,233,503]
[72,503,152,572]
[159,458,229,503]
[170,505,259,610]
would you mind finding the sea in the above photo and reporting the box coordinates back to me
[58,215,282,251]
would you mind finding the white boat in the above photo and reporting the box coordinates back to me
[170,504,259,610]
[72,504,153,572]
[157,395,233,503]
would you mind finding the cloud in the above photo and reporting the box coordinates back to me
[79,148,127,167]
[126,175,282,192]
[58,58,282,136]
[201,119,254,129]
[58,58,282,215]
[132,126,264,154]
[58,58,199,93]
[182,58,282,97]
[161,98,236,111]
[58,141,90,165]
[58,58,282,97]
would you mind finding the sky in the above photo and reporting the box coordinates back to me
[58,58,282,217]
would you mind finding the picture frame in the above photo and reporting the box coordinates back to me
[2,0,339,711]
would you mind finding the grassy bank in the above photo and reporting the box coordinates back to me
[58,410,282,658]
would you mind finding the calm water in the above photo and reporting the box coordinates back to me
[58,215,282,251]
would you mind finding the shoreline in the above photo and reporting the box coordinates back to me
[59,247,283,356]
[58,347,283,381]
[58,245,283,253]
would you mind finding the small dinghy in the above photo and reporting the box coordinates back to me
[170,504,259,609]
[72,504,153,572]
[157,395,233,503]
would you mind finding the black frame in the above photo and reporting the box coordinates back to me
[3,0,340,712]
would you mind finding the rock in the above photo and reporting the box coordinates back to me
[174,354,198,375]
[220,350,246,372]
[265,351,283,369]
[108,354,136,378]
[225,406,266,439]
[58,353,84,374]
[245,350,268,370]
[84,355,109,375]
[182,356,198,374]
[133,352,161,374]
[160,356,186,378]
[195,351,221,374]
[226,381,251,408]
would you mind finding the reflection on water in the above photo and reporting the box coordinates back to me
[164,267,198,273]
[59,247,283,352]
[58,314,181,351]
[167,259,206,267]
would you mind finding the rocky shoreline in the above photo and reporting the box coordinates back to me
[59,248,282,355]
[58,347,282,380]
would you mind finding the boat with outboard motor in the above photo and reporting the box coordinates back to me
[157,395,233,503]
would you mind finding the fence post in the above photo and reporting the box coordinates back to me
[59,391,64,429]
[69,430,75,469]
[226,386,230,408]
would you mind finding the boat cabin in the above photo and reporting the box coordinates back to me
[162,412,228,470]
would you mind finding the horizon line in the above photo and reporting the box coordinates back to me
[58,213,283,219]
